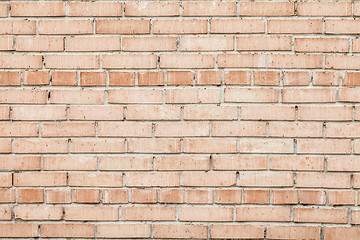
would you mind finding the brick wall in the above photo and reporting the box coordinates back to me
[0,1,359,239]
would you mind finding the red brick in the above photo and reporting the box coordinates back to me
[268,19,322,34]
[269,54,322,69]
[272,190,298,205]
[0,20,35,34]
[187,189,212,204]
[183,138,237,153]
[218,54,266,68]
[99,156,152,171]
[39,20,92,34]
[297,173,350,189]
[253,71,280,86]
[240,172,293,187]
[125,2,179,16]
[154,224,207,239]
[0,223,38,238]
[270,156,324,171]
[294,208,347,223]
[98,122,152,137]
[69,106,123,120]
[127,139,180,153]
[153,19,207,34]
[267,226,320,240]
[126,172,179,187]
[327,156,360,172]
[0,173,11,187]
[237,36,292,51]
[74,189,100,203]
[16,37,63,52]
[268,122,323,137]
[0,36,13,50]
[211,225,264,239]
[14,172,66,187]
[329,191,355,206]
[167,71,193,85]
[298,2,351,16]
[213,155,267,171]
[123,37,176,52]
[138,71,164,86]
[240,138,293,153]
[326,55,360,70]
[0,72,20,85]
[0,122,38,137]
[215,189,242,204]
[42,122,95,137]
[41,224,95,238]
[97,224,151,238]
[102,189,127,204]
[210,19,265,33]
[159,189,185,203]
[51,71,77,86]
[283,71,309,86]
[237,207,291,222]
[183,1,236,16]
[224,71,251,85]
[96,20,150,34]
[179,207,233,222]
[18,189,43,203]
[68,172,123,187]
[131,189,157,203]
[0,106,9,120]
[127,105,180,120]
[313,71,340,86]
[160,54,214,69]
[109,72,135,86]
[326,20,360,34]
[122,206,175,221]
[65,206,119,221]
[166,88,220,104]
[0,189,15,203]
[156,155,209,171]
[324,227,360,240]
[224,88,278,103]
[243,189,270,204]
[300,190,326,205]
[343,72,360,86]
[50,89,104,104]
[297,139,351,154]
[155,122,209,137]
[108,89,162,104]
[0,3,7,17]
[183,172,236,187]
[180,36,234,51]
[241,105,295,121]
[295,38,349,53]
[184,106,237,120]
[11,2,64,16]
[0,89,46,104]
[14,138,68,154]
[240,2,294,16]
[282,88,336,103]
[66,37,120,52]
[14,206,62,220]
[212,121,266,137]
[45,189,71,204]
[194,70,221,85]
[339,88,360,102]
[0,206,11,220]
[0,54,42,69]
[298,106,352,121]
[68,2,122,16]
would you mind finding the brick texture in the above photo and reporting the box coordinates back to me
[0,1,358,239]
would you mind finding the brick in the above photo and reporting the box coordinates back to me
[68,2,122,16]
[269,54,322,69]
[167,71,193,85]
[297,173,350,188]
[212,122,266,137]
[0,106,9,120]
[253,71,280,86]
[356,2,360,16]
[103,54,156,69]
[294,208,347,223]
[123,37,176,52]
[98,122,152,137]
[45,55,99,69]
[243,190,270,204]
[327,123,360,138]
[99,155,153,171]
[224,88,278,103]
[326,55,360,70]
[0,223,38,238]
[127,105,180,120]
[14,138,68,153]
[324,227,360,240]
[213,155,267,171]
[159,189,185,203]
[160,54,214,69]
[183,1,236,16]
[0,36,13,50]
[300,190,326,205]
[297,139,351,154]
[138,71,164,86]
[11,2,64,16]
[41,224,95,238]
[270,156,324,171]
[0,139,10,153]
[122,206,176,221]
[353,39,360,53]
[68,172,122,187]
[240,138,293,153]
[327,156,360,172]
[0,3,6,17]
[12,106,66,121]
[51,71,77,86]
[237,36,292,51]
[102,189,127,204]
[0,122,38,137]
[295,38,349,53]
[14,172,66,187]
[326,20,360,34]
[329,191,355,206]
[155,122,209,137]
[313,71,340,86]
[18,189,43,203]
[194,70,221,85]
[153,19,207,34]
[14,206,62,220]
[131,189,157,203]
[74,189,100,203]
[298,106,352,121]
[224,71,251,85]
[0,173,11,187]
[43,122,95,137]
[16,36,63,52]
[240,172,293,187]
[180,36,234,51]
[45,189,71,204]
[23,71,49,85]
[154,224,207,239]
[283,71,309,86]
[0,89,46,104]
[187,189,212,204]
[210,19,265,33]
[0,20,35,34]
[343,72,360,86]
[183,138,237,153]
[240,2,294,16]
[0,189,15,203]
[71,138,124,153]
[339,88,360,102]
[156,155,209,171]
[43,155,97,171]
[66,37,120,52]
[183,172,236,187]
[269,122,323,137]
[50,89,104,104]
[215,190,242,204]
[127,139,180,153]
[237,207,291,222]
[39,20,92,34]
[282,88,336,103]
[97,224,151,238]
[184,106,237,120]
[218,54,266,68]
[268,19,322,34]
[0,54,42,69]
[166,88,220,104]
[298,2,351,16]
[352,211,360,224]
[126,2,179,16]
[0,206,11,220]
[241,105,295,121]
[179,207,233,222]
[126,172,179,187]
[109,89,162,104]
[267,226,320,240]
[353,174,360,188]
[69,106,123,121]
[211,225,264,239]
[96,20,150,34]
[65,206,118,221]
[80,72,106,86]
[272,190,298,205]
[0,72,20,85]
[109,72,135,86]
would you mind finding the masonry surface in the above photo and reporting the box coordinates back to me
[0,0,360,239]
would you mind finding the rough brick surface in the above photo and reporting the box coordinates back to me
[0,1,358,239]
